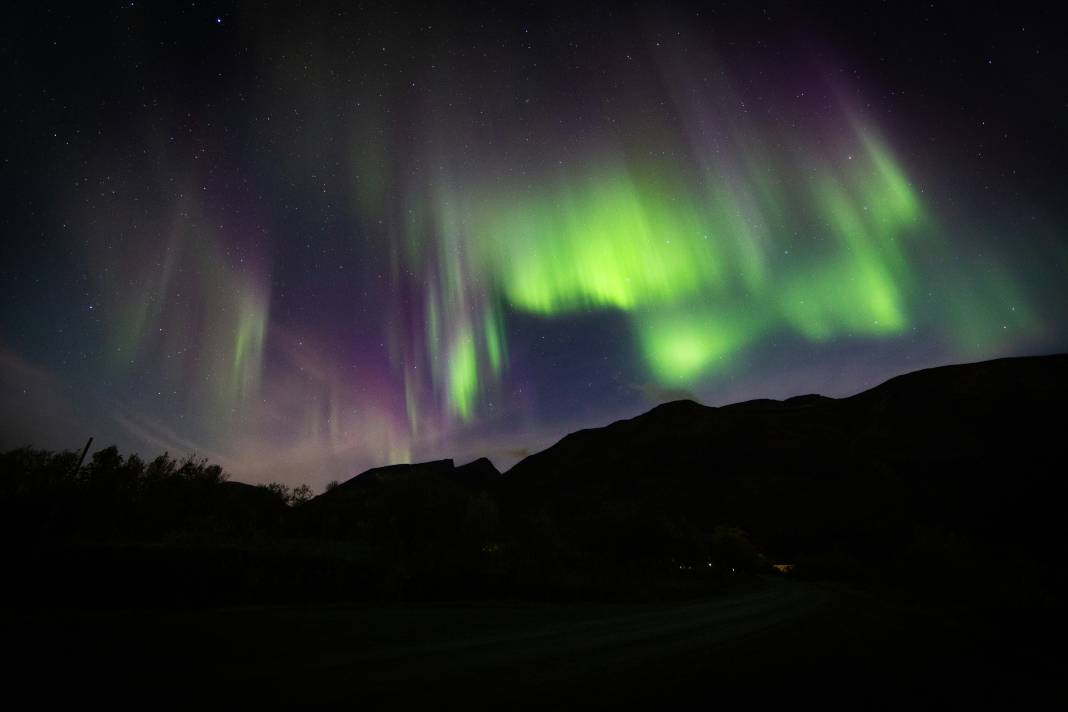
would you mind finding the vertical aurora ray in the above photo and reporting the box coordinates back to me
[231,287,269,402]
[447,328,478,420]
[78,173,273,434]
[388,177,511,424]
[483,306,505,376]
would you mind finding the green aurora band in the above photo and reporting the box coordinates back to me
[400,117,1042,417]
[439,125,926,392]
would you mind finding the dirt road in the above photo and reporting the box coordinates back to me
[9,579,1055,707]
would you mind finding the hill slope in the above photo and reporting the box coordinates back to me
[499,354,1067,575]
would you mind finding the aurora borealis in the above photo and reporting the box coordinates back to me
[3,3,1066,486]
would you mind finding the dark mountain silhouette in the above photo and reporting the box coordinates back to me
[284,457,503,591]
[295,457,501,533]
[267,353,1067,602]
[4,353,1066,607]
[317,456,501,496]
[499,354,1066,580]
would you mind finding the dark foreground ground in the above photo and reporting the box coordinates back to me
[7,577,1059,708]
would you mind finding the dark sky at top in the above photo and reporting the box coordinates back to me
[2,1,1066,486]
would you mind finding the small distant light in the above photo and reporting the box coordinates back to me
[216,16,223,24]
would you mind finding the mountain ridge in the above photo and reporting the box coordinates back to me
[320,353,1066,492]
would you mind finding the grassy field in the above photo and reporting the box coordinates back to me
[8,577,1057,708]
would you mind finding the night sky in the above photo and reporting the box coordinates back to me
[3,2,1066,487]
